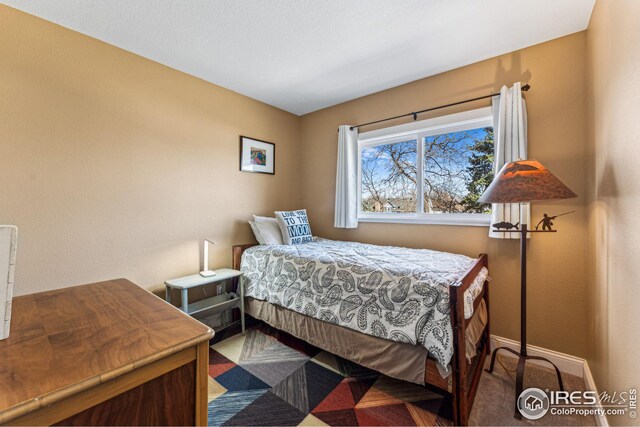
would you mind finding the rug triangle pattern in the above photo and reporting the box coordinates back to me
[208,325,452,426]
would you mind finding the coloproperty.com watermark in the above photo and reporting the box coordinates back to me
[517,387,637,420]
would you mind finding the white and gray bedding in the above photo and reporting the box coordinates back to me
[241,238,488,370]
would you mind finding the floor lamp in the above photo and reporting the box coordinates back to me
[478,159,577,419]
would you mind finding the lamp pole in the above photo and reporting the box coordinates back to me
[487,205,565,419]
[520,206,527,358]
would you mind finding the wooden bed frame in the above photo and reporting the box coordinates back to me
[232,244,490,426]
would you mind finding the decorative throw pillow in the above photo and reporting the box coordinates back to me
[253,216,284,245]
[275,209,313,245]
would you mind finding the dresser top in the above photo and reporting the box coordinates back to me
[0,279,213,423]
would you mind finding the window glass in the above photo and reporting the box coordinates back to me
[423,127,494,214]
[361,139,417,213]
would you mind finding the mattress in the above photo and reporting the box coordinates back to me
[241,238,488,369]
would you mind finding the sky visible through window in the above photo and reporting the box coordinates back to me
[361,127,494,214]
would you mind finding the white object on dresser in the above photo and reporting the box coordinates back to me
[200,239,217,277]
[0,226,17,340]
[165,268,245,333]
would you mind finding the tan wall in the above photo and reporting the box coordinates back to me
[300,33,589,357]
[587,1,640,423]
[0,5,300,296]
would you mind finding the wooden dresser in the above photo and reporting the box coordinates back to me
[0,279,214,426]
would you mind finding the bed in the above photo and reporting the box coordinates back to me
[232,238,490,426]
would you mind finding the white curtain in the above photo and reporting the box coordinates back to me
[490,83,529,239]
[334,125,359,228]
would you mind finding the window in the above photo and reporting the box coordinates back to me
[361,138,417,214]
[358,108,494,226]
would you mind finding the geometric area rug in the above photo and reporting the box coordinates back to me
[208,324,452,426]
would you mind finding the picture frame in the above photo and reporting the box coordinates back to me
[239,136,275,175]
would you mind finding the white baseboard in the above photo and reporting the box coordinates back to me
[490,334,609,426]
[490,334,585,377]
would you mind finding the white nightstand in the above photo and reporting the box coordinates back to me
[164,268,245,334]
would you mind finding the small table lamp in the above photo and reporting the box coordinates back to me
[200,239,217,277]
[478,159,577,419]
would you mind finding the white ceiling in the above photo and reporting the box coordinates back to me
[2,0,595,115]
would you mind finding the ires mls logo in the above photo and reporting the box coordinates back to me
[551,390,599,405]
[518,388,550,420]
[519,387,638,420]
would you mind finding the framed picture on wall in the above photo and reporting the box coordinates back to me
[239,136,275,175]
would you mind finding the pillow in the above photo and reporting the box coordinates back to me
[248,221,265,245]
[253,216,284,245]
[275,209,313,245]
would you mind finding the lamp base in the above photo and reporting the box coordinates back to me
[199,270,217,277]
[486,346,564,419]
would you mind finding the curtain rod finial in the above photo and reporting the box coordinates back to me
[522,83,531,92]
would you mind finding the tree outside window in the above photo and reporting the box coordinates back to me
[361,127,494,215]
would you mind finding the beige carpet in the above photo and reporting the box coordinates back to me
[469,356,597,426]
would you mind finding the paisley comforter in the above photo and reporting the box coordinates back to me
[241,238,488,369]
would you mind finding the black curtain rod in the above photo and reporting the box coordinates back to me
[348,83,530,131]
